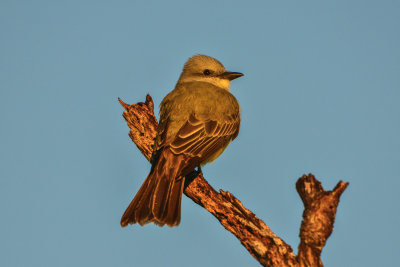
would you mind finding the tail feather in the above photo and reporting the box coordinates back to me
[163,176,185,225]
[120,149,188,227]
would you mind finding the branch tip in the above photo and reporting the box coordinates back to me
[332,181,349,197]
[118,97,130,110]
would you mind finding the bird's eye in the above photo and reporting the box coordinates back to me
[203,69,211,76]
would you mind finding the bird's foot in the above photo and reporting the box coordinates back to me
[184,166,202,188]
[196,165,202,173]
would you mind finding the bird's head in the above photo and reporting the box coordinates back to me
[178,54,243,91]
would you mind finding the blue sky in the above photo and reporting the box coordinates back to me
[1,1,399,266]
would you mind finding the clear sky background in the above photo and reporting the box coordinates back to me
[1,1,399,266]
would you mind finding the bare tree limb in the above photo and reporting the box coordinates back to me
[118,95,349,267]
[296,175,349,267]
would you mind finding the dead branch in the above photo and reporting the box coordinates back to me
[118,95,349,267]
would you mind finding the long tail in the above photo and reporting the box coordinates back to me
[120,149,189,227]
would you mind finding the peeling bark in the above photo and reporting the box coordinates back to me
[118,95,349,267]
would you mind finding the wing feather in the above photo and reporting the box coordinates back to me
[169,113,240,162]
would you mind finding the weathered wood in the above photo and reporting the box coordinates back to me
[119,95,348,267]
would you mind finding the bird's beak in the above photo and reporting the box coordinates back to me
[218,71,244,81]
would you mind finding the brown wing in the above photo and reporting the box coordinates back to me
[169,113,240,163]
[121,112,240,227]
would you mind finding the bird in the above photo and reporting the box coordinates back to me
[121,54,243,227]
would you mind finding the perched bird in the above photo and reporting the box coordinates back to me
[121,55,243,227]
